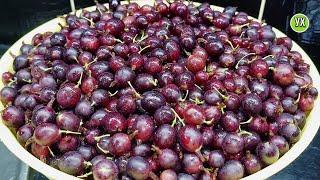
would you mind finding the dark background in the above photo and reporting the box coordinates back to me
[0,0,319,179]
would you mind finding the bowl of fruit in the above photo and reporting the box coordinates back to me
[0,0,319,179]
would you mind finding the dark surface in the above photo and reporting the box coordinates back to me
[0,0,319,179]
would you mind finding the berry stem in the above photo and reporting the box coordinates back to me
[213,86,228,100]
[225,39,236,51]
[240,117,253,125]
[76,72,84,87]
[84,161,92,167]
[96,143,109,154]
[137,35,149,43]
[47,98,55,108]
[183,49,191,56]
[84,57,98,70]
[235,53,256,69]
[108,90,118,97]
[60,130,82,135]
[40,67,53,72]
[94,134,110,141]
[81,16,94,27]
[150,79,158,86]
[180,90,189,102]
[170,108,185,126]
[133,34,139,43]
[294,92,301,104]
[129,130,139,140]
[262,54,274,59]
[195,149,205,162]
[48,146,55,157]
[238,130,253,136]
[151,145,162,154]
[115,38,124,43]
[203,119,214,125]
[139,45,151,54]
[77,171,93,178]
[190,98,204,105]
[127,81,142,99]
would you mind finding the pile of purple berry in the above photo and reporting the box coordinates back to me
[0,0,318,179]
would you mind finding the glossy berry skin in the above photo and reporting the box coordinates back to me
[108,133,131,156]
[243,132,261,151]
[78,145,97,161]
[186,55,206,73]
[222,133,244,154]
[56,83,81,109]
[50,32,66,46]
[221,111,240,132]
[0,86,17,105]
[249,79,269,101]
[103,112,127,133]
[248,116,269,134]
[90,89,110,107]
[105,18,125,36]
[256,142,280,165]
[160,169,177,180]
[81,77,98,94]
[242,154,262,175]
[218,160,244,180]
[164,40,181,62]
[280,123,301,143]
[208,150,225,168]
[157,148,179,169]
[132,115,154,143]
[58,151,85,176]
[93,159,119,180]
[80,35,100,52]
[182,153,202,174]
[273,63,295,86]
[2,106,25,128]
[16,124,34,146]
[154,106,175,125]
[134,73,157,92]
[161,84,182,103]
[179,125,203,152]
[114,66,136,88]
[133,144,151,157]
[34,123,61,146]
[262,98,283,119]
[58,135,80,153]
[205,40,225,56]
[270,135,289,156]
[298,94,315,112]
[126,156,151,180]
[183,104,206,125]
[242,94,262,115]
[141,91,166,113]
[117,95,137,115]
[75,99,94,118]
[154,124,176,149]
[56,111,81,131]
[204,106,222,124]
[31,143,50,160]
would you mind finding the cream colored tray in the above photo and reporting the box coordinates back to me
[0,1,319,180]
